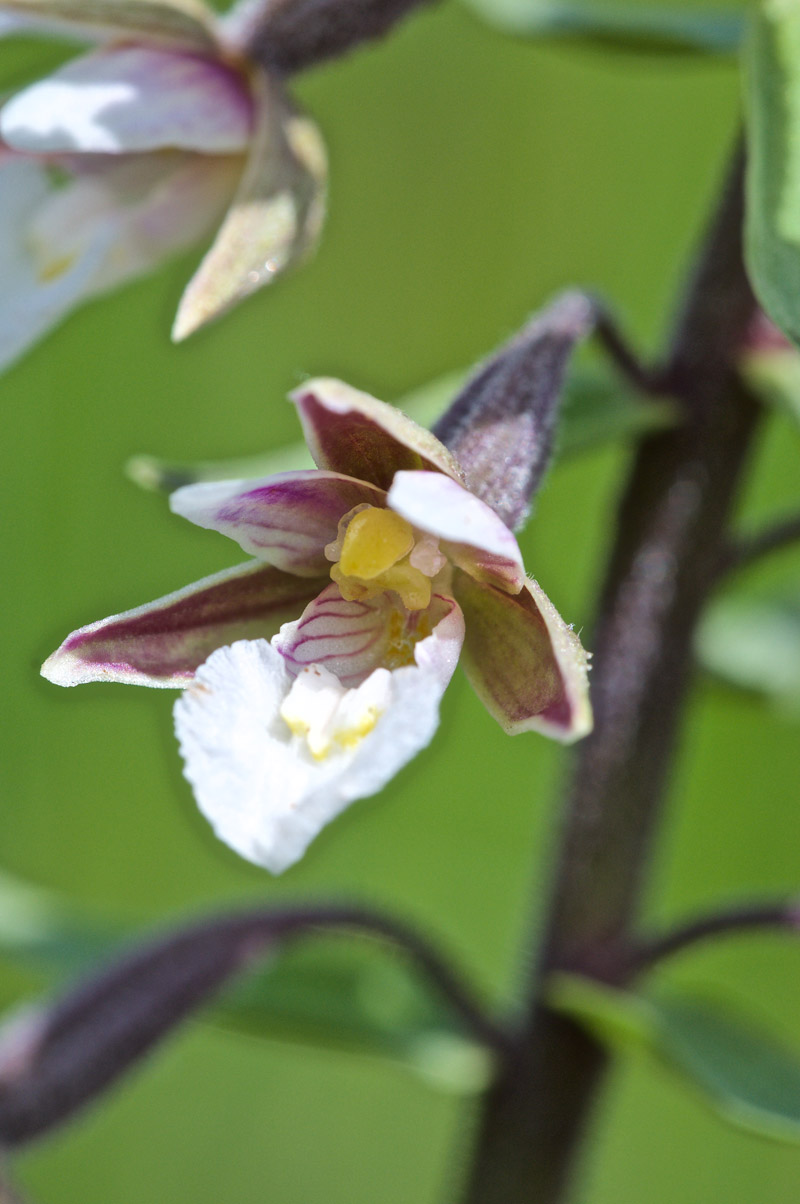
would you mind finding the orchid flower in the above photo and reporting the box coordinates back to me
[43,380,592,873]
[0,0,326,372]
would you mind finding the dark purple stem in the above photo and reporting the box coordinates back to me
[459,142,760,1204]
[630,901,800,973]
[718,512,800,577]
[593,305,664,396]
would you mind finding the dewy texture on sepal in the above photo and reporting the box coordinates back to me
[172,70,327,341]
[44,377,593,872]
[433,291,597,531]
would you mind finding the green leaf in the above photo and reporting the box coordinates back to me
[660,996,800,1142]
[217,940,493,1093]
[547,970,655,1049]
[696,591,800,715]
[126,357,674,493]
[0,872,121,978]
[462,0,743,55]
[742,346,800,429]
[549,973,800,1143]
[0,876,491,1094]
[745,2,800,348]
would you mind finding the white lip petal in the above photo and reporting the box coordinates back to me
[1,46,252,154]
[174,637,454,873]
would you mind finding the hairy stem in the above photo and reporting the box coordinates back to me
[459,144,759,1204]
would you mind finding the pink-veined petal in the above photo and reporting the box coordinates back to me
[452,569,592,742]
[291,378,464,491]
[0,0,217,51]
[388,470,526,594]
[274,583,464,688]
[174,614,460,873]
[1,47,251,154]
[172,71,326,340]
[42,560,326,687]
[169,470,385,576]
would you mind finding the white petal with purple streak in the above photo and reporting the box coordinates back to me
[169,470,385,576]
[1,46,251,154]
[41,560,325,687]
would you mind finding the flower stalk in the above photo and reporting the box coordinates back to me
[717,511,800,578]
[629,899,800,974]
[228,0,437,75]
[0,903,508,1147]
[459,143,760,1204]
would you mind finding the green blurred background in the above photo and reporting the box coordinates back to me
[3,0,800,1198]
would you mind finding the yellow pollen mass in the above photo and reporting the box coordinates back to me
[339,507,414,579]
[329,505,439,611]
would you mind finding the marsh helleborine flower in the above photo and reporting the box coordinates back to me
[0,0,326,371]
[43,382,592,872]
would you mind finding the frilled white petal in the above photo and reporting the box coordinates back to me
[1,47,252,154]
[0,156,108,372]
[174,631,457,873]
[387,470,525,594]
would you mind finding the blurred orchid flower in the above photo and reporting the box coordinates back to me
[43,381,592,872]
[0,0,326,372]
